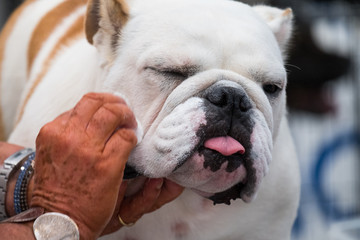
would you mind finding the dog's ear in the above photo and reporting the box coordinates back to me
[252,6,293,52]
[85,0,129,62]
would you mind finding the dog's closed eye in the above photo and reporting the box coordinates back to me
[161,69,189,79]
[146,65,199,81]
[146,67,187,80]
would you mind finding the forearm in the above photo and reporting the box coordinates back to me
[0,221,35,240]
[0,142,23,164]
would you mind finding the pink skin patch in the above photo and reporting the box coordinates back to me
[204,136,245,156]
[124,237,138,240]
[171,222,190,238]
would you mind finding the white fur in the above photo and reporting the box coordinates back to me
[27,5,87,86]
[1,0,64,137]
[9,39,100,147]
[130,97,207,177]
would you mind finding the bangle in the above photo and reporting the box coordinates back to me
[14,152,35,214]
[0,148,34,220]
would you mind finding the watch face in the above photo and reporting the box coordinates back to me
[33,212,79,240]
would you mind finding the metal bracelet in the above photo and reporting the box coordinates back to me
[0,148,34,220]
[14,152,35,214]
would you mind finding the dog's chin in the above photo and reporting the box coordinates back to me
[168,150,251,204]
[192,183,247,205]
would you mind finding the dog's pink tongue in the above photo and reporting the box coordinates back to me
[204,136,245,156]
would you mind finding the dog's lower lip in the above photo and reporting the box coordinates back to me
[200,147,245,173]
[192,181,247,205]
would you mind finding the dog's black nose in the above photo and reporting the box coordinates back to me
[206,86,251,112]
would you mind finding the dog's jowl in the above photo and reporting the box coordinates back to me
[0,0,300,239]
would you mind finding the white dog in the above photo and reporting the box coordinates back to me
[0,0,300,239]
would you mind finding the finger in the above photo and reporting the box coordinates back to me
[118,181,128,202]
[50,110,72,127]
[113,182,128,223]
[86,102,137,146]
[102,126,137,174]
[84,92,128,104]
[35,111,71,153]
[68,93,126,130]
[149,179,184,212]
[118,178,163,224]
[99,181,128,236]
[37,109,72,139]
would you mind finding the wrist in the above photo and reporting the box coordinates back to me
[0,206,43,239]
[0,143,23,163]
[1,207,85,240]
[4,167,18,216]
[30,196,98,240]
[0,221,35,240]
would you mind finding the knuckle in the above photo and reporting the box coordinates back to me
[115,129,138,146]
[37,123,56,140]
[83,92,99,100]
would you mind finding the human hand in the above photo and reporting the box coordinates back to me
[101,178,184,235]
[30,92,138,239]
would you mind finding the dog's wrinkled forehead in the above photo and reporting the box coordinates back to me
[118,1,287,94]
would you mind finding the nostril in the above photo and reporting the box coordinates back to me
[239,96,251,112]
[207,88,228,107]
[206,86,251,112]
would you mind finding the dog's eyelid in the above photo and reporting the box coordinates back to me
[145,65,198,79]
[249,69,285,87]
[145,66,159,72]
[263,78,284,89]
[146,66,186,76]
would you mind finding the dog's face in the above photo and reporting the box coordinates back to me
[86,0,293,204]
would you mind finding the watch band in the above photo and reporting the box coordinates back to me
[0,148,34,220]
[14,152,35,214]
[0,206,44,223]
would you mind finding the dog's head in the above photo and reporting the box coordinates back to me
[85,0,293,204]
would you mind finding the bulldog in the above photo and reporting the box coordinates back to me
[0,0,300,239]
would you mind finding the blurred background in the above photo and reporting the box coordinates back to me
[246,1,360,239]
[1,0,359,239]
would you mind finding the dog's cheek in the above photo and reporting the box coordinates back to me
[250,112,273,170]
[128,98,207,177]
[240,112,273,202]
[153,98,207,160]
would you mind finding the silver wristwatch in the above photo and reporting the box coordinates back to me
[0,148,34,220]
